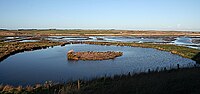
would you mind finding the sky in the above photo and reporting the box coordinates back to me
[0,0,200,31]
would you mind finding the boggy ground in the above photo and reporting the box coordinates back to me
[67,50,123,60]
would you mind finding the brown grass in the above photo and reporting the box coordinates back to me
[67,51,123,60]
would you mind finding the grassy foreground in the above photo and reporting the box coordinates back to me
[1,67,200,94]
[54,67,200,94]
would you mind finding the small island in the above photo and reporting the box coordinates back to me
[67,50,123,60]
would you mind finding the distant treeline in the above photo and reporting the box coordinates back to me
[18,29,58,31]
[0,29,116,31]
[0,29,9,31]
[0,29,59,31]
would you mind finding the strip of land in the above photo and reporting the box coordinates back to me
[1,30,200,36]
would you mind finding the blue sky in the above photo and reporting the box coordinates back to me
[0,0,200,31]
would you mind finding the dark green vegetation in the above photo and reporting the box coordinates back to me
[1,67,200,94]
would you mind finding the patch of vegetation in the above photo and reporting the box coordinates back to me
[67,50,123,60]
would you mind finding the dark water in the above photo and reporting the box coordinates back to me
[0,44,195,86]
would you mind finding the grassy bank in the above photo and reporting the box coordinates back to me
[0,41,67,62]
[1,67,200,94]
[82,41,200,63]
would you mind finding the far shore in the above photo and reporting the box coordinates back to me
[0,30,200,36]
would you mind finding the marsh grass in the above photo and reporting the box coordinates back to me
[36,66,200,94]
[67,51,123,60]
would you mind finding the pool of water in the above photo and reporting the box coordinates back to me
[1,36,200,49]
[171,37,200,49]
[0,44,195,86]
[46,36,166,43]
[19,40,39,42]
[46,36,200,49]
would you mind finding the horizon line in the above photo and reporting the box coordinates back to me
[0,28,200,32]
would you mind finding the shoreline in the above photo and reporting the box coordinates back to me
[0,41,199,63]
